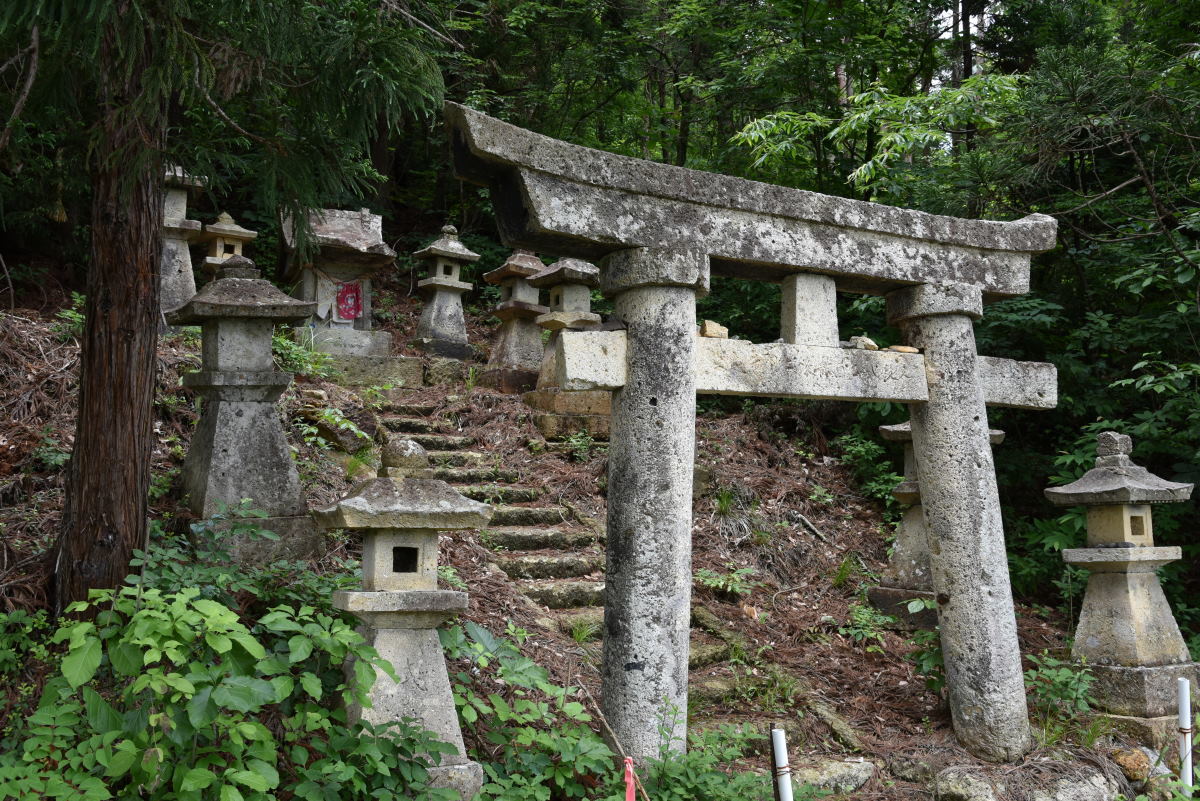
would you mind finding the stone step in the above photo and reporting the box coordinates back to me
[460,485,541,504]
[497,553,604,580]
[406,433,475,450]
[379,402,439,417]
[554,608,604,641]
[523,580,605,609]
[381,416,446,434]
[489,505,570,527]
[481,527,598,551]
[428,467,519,484]
[426,450,491,466]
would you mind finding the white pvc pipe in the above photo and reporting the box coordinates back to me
[1180,677,1193,798]
[771,728,793,801]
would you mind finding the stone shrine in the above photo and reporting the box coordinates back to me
[413,225,479,359]
[868,420,1005,629]
[166,256,319,559]
[159,167,204,319]
[285,208,395,357]
[1049,431,1197,745]
[315,476,491,800]
[199,212,257,276]
[448,102,1059,762]
[479,249,547,392]
[521,258,611,441]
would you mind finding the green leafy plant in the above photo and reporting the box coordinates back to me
[31,430,71,471]
[809,484,835,505]
[833,432,903,517]
[51,291,85,342]
[568,617,601,644]
[273,329,334,378]
[438,564,467,590]
[694,564,763,599]
[564,429,596,463]
[839,603,894,654]
[1024,651,1103,746]
[906,627,945,694]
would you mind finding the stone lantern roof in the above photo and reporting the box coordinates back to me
[165,257,316,324]
[313,477,491,530]
[1045,431,1193,506]
[529,257,598,288]
[414,225,481,264]
[484,249,545,284]
[201,212,258,245]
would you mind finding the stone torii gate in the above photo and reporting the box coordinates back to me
[446,102,1059,763]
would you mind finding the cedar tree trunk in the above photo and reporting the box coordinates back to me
[52,7,163,612]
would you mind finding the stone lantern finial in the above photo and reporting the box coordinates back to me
[1050,431,1196,746]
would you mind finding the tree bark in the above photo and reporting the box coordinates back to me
[52,6,163,612]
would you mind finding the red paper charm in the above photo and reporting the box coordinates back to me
[335,281,363,321]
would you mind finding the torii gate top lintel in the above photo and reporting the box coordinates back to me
[446,102,1058,298]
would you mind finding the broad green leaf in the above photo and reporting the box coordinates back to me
[287,635,313,663]
[82,687,123,733]
[181,767,217,791]
[62,636,102,688]
[213,676,276,712]
[300,672,322,700]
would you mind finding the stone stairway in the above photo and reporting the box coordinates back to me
[376,399,608,635]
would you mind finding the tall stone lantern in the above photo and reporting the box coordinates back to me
[1048,431,1196,743]
[159,167,205,318]
[479,249,548,393]
[315,477,492,800]
[167,256,319,560]
[413,225,479,359]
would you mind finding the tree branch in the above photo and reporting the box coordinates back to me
[0,26,39,154]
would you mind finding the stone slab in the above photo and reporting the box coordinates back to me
[227,515,321,563]
[297,326,391,357]
[478,367,538,394]
[1089,662,1199,718]
[523,388,612,415]
[412,338,474,361]
[446,102,1057,297]
[326,354,423,387]
[534,413,610,441]
[555,330,1058,408]
[314,478,492,531]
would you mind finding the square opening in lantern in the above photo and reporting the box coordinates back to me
[393,546,419,573]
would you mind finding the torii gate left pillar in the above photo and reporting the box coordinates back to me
[599,248,707,756]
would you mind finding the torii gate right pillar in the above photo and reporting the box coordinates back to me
[888,283,1033,761]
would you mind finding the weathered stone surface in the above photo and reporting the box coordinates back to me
[698,319,728,338]
[523,388,612,415]
[554,330,1057,409]
[296,327,391,357]
[326,354,424,387]
[479,366,539,394]
[415,225,479,358]
[381,438,429,474]
[791,758,874,794]
[225,515,321,563]
[424,356,465,386]
[167,258,315,323]
[160,168,205,318]
[497,554,603,580]
[534,413,609,441]
[600,247,709,295]
[932,763,1122,801]
[781,272,838,346]
[1046,432,1193,506]
[523,579,605,608]
[888,282,1032,762]
[601,252,696,761]
[446,103,1055,296]
[314,478,492,531]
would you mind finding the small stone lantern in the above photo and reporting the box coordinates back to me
[159,166,205,317]
[1048,431,1196,743]
[867,420,1004,628]
[522,258,610,440]
[166,255,319,561]
[200,212,258,276]
[316,477,493,800]
[413,225,480,359]
[480,249,548,393]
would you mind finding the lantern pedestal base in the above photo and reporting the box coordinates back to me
[1087,662,1199,719]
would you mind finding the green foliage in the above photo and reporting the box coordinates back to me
[273,331,334,379]
[314,408,372,448]
[693,565,763,599]
[0,610,50,677]
[30,429,71,471]
[838,603,894,654]
[440,621,614,800]
[906,627,945,694]
[564,429,597,463]
[437,565,467,591]
[1024,651,1106,746]
[833,432,903,516]
[50,292,85,343]
[808,485,835,506]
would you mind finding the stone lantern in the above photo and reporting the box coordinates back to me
[1048,431,1196,743]
[479,249,548,393]
[166,255,319,560]
[868,420,1004,628]
[315,477,493,800]
[413,225,479,359]
[522,258,610,440]
[200,212,258,276]
[159,167,205,318]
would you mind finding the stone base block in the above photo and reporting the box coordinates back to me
[1091,662,1198,718]
[1104,712,1178,751]
[411,337,474,360]
[523,388,612,416]
[297,326,391,357]
[866,585,936,630]
[534,413,610,441]
[228,515,322,564]
[429,760,484,801]
[424,357,465,386]
[326,355,423,387]
[479,367,538,394]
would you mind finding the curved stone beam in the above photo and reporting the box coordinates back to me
[446,103,1057,298]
